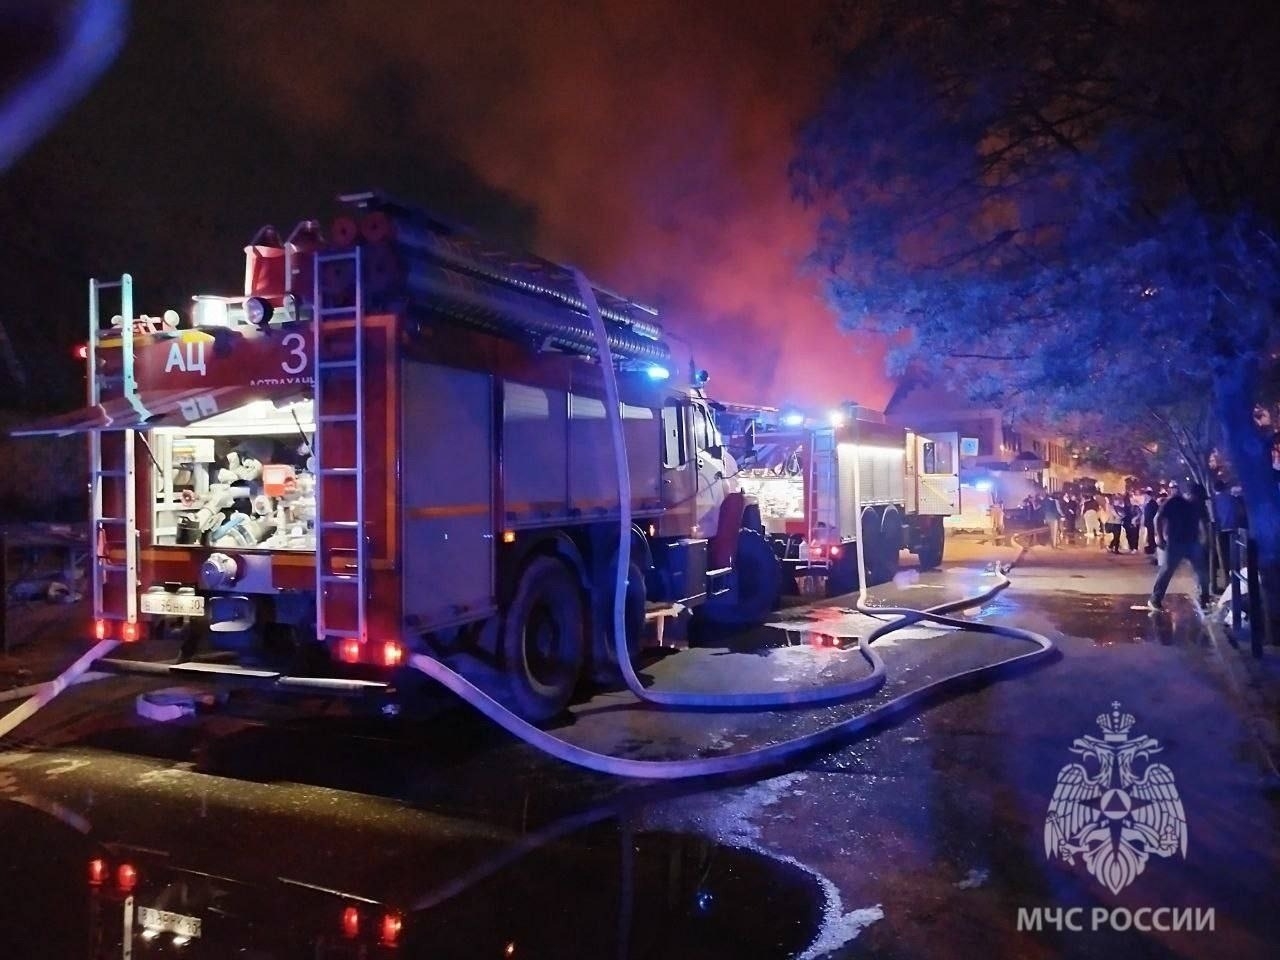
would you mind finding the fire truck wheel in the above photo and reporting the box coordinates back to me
[502,556,587,723]
[875,508,903,582]
[698,528,782,625]
[826,550,858,597]
[917,522,945,571]
[590,560,646,683]
[859,509,886,586]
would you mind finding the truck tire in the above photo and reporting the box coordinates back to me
[502,556,587,723]
[917,522,945,571]
[876,507,902,583]
[859,509,886,586]
[698,528,782,626]
[825,548,859,597]
[590,559,646,683]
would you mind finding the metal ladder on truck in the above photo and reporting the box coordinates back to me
[312,247,368,650]
[807,427,838,569]
[88,275,139,639]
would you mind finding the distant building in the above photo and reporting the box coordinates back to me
[884,380,1079,500]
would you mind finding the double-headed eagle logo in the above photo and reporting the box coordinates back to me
[1044,702,1187,894]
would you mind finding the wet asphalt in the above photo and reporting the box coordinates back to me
[0,536,1277,959]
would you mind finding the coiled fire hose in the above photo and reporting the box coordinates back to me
[407,271,1057,779]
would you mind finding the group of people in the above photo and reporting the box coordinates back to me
[1008,480,1249,611]
[1015,491,1144,550]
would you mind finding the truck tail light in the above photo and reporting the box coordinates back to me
[341,906,360,939]
[75,344,89,359]
[338,639,362,664]
[830,545,841,557]
[502,530,516,544]
[94,619,110,640]
[121,621,140,643]
[88,858,108,886]
[117,863,137,893]
[380,641,404,668]
[380,912,402,947]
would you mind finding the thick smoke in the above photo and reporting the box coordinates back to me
[217,0,891,410]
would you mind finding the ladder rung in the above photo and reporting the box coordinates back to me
[318,414,358,422]
[320,520,362,529]
[94,470,128,478]
[99,562,129,572]
[318,359,358,370]
[318,467,359,476]
[319,305,359,316]
[323,629,363,639]
[96,280,123,289]
[321,573,360,583]
[97,517,128,525]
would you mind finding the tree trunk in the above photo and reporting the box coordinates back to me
[1214,359,1280,645]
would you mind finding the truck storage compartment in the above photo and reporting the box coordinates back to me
[148,398,315,551]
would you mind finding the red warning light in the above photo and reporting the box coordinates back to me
[75,344,89,360]
[380,912,402,947]
[341,906,360,939]
[338,639,362,664]
[117,863,137,893]
[88,858,108,886]
[94,619,109,640]
[380,641,404,668]
[121,621,140,643]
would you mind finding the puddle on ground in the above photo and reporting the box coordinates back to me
[997,591,1211,647]
[688,613,862,652]
[0,798,823,959]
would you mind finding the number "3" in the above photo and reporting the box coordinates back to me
[281,333,307,375]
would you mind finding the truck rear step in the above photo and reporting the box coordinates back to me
[97,658,390,696]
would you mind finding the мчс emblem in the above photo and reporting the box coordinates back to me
[1044,702,1187,894]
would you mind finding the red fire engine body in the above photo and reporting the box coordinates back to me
[16,194,782,722]
[717,404,959,594]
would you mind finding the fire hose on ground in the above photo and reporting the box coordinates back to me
[404,270,1058,779]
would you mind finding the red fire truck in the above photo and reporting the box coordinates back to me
[717,403,959,595]
[14,193,782,722]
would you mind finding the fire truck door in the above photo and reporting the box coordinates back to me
[691,401,730,537]
[912,430,961,515]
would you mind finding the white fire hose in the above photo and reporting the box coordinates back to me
[408,271,1057,778]
[0,639,119,740]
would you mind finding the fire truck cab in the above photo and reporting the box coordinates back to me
[13,194,782,723]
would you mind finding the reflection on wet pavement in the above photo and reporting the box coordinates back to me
[2,539,1278,959]
[0,798,822,959]
[975,590,1210,648]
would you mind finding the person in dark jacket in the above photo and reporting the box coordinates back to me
[1211,480,1242,591]
[1122,494,1140,552]
[1141,489,1159,564]
[1148,483,1212,610]
[1062,496,1079,544]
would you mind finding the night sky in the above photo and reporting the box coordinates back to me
[0,0,891,414]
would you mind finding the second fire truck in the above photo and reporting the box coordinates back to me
[718,403,959,595]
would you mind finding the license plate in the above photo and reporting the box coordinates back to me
[140,593,205,617]
[138,906,202,939]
